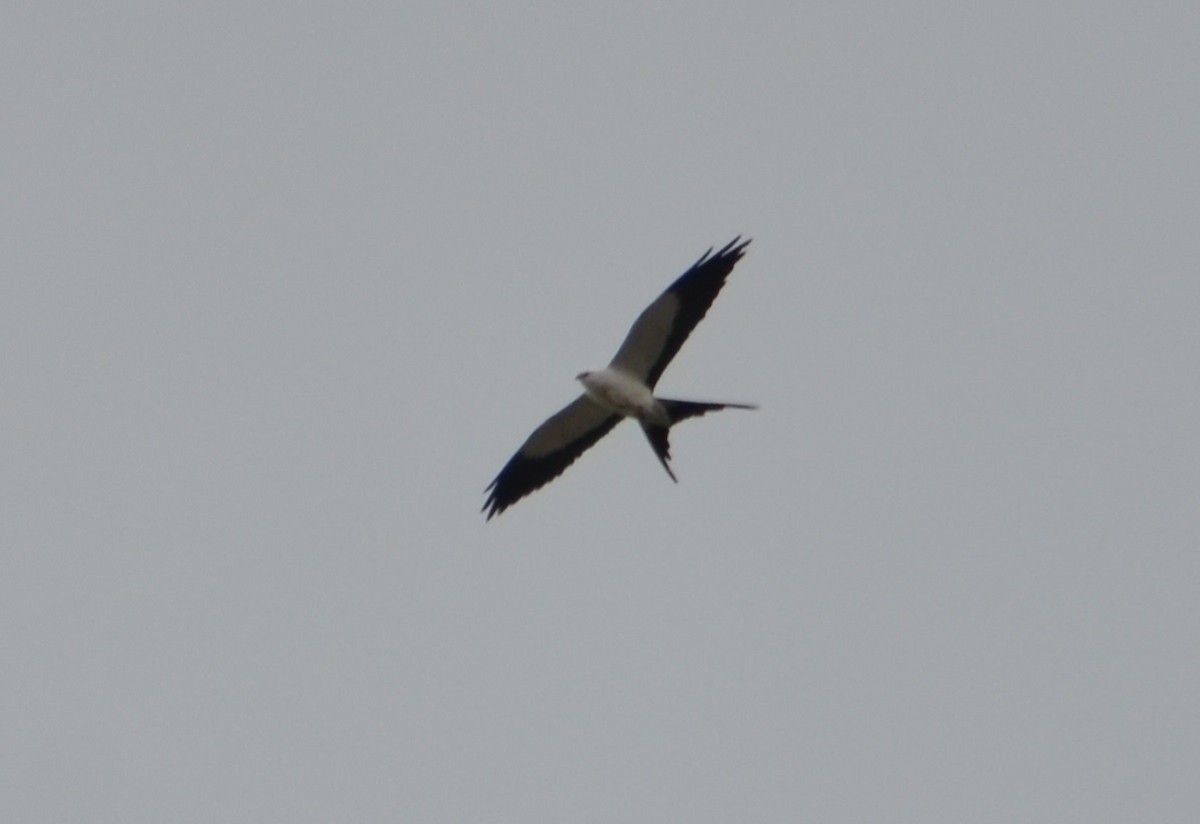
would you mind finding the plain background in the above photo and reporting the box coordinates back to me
[4,2,1198,821]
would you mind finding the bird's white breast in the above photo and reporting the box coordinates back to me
[578,368,660,421]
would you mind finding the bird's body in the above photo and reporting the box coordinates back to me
[577,368,667,426]
[483,237,755,519]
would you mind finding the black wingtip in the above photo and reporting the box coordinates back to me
[694,236,751,267]
[720,235,751,255]
[482,479,504,520]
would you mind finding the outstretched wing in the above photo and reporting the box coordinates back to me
[483,396,621,520]
[609,237,751,388]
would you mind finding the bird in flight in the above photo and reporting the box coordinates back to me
[483,237,756,520]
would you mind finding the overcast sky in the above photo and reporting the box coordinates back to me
[3,2,1198,821]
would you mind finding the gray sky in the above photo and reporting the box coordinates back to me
[4,2,1198,821]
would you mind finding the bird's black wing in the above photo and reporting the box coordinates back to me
[483,396,621,520]
[609,237,751,389]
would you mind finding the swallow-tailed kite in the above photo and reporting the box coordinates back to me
[483,237,756,520]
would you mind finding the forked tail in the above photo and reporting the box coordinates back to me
[641,398,757,482]
[661,399,757,424]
